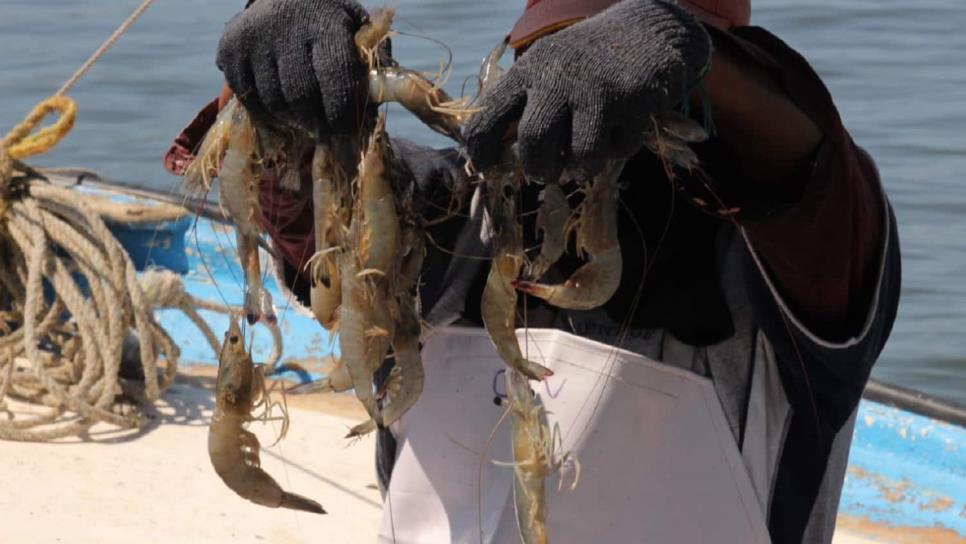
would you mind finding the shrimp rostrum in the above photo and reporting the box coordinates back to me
[208,316,325,514]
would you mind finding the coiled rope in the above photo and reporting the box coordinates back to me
[0,0,281,441]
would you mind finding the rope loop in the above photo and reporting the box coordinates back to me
[2,96,77,160]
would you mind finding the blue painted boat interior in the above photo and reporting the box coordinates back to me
[91,184,966,537]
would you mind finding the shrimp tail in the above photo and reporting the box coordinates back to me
[285,379,332,396]
[520,360,554,381]
[280,492,327,514]
[346,419,376,438]
[243,285,277,325]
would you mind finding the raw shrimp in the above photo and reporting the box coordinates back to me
[219,102,263,240]
[514,160,625,311]
[526,183,572,281]
[645,111,708,172]
[356,7,465,143]
[354,116,400,277]
[236,230,275,325]
[478,38,508,96]
[218,103,276,324]
[182,98,237,194]
[498,369,580,544]
[208,317,325,514]
[338,116,400,425]
[481,165,553,381]
[308,144,344,330]
[354,7,395,68]
[348,233,426,437]
[338,256,392,429]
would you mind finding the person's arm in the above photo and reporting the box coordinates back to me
[699,45,821,184]
[696,28,888,341]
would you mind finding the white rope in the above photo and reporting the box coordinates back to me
[0,183,282,441]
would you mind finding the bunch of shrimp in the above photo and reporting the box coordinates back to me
[468,38,709,543]
[293,8,468,433]
[182,98,277,326]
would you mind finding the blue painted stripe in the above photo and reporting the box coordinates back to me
[841,401,966,535]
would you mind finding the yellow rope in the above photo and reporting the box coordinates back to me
[1,95,77,160]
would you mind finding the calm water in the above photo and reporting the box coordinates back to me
[2,1,965,402]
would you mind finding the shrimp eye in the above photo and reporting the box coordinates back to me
[229,335,239,345]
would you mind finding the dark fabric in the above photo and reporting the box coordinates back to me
[464,0,712,184]
[747,207,901,543]
[215,0,370,138]
[256,150,315,291]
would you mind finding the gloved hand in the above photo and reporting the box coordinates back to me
[464,0,712,182]
[216,0,370,138]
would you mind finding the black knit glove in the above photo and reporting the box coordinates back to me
[216,0,370,138]
[464,0,711,181]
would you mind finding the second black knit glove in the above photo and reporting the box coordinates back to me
[464,0,712,181]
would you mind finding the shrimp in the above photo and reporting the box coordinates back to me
[348,232,427,438]
[339,256,392,429]
[182,98,237,194]
[354,7,395,68]
[208,317,325,514]
[236,230,275,325]
[513,160,625,311]
[481,164,553,381]
[354,116,400,277]
[219,101,263,240]
[308,144,344,330]
[218,102,276,324]
[526,183,572,280]
[497,369,580,544]
[338,116,399,425]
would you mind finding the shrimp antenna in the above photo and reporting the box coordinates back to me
[389,27,455,88]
